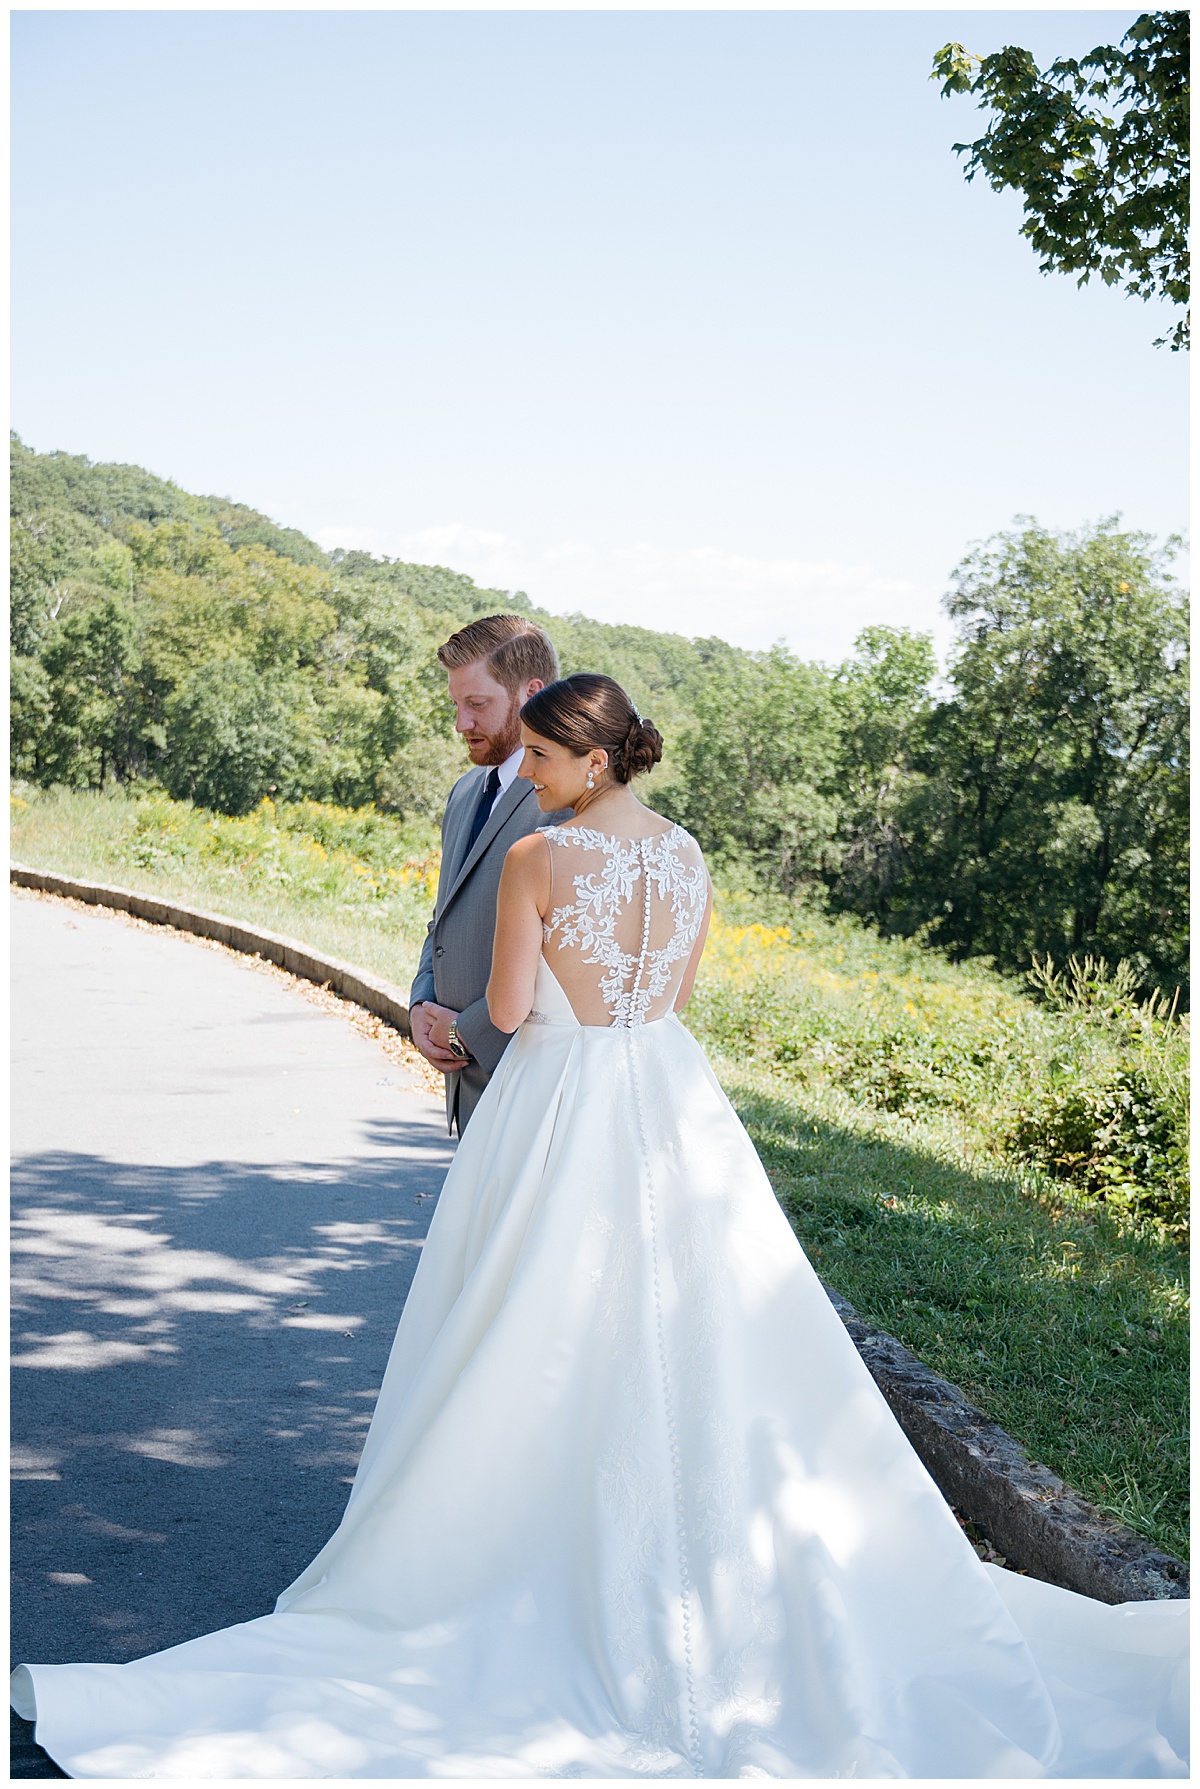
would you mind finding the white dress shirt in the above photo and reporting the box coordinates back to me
[494,742,525,794]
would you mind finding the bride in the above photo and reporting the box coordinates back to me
[12,674,1188,1778]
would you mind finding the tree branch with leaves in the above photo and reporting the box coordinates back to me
[933,12,1189,349]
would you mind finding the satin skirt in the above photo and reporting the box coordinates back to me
[11,966,1189,1776]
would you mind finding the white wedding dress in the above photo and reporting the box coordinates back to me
[12,823,1188,1779]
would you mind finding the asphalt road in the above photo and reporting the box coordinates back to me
[10,891,455,1775]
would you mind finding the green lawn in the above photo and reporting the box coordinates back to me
[11,783,1189,1560]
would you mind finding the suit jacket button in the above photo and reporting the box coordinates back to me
[435,946,444,956]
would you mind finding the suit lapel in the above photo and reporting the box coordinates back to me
[443,775,536,911]
[443,768,487,890]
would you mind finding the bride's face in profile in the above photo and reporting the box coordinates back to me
[518,725,608,812]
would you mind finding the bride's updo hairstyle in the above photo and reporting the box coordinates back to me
[520,674,663,784]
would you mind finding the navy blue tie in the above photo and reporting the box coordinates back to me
[466,768,502,856]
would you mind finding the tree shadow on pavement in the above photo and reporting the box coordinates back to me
[11,1119,454,1709]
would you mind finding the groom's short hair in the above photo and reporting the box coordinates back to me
[437,614,560,693]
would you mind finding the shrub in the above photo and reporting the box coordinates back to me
[1009,956,1188,1237]
[688,915,1188,1243]
[121,792,437,902]
[1012,1070,1185,1233]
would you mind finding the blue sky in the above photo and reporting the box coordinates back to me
[12,9,1187,664]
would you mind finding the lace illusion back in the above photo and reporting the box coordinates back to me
[540,822,708,1028]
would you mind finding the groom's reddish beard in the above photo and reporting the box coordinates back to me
[468,692,523,767]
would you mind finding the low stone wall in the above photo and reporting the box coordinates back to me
[11,862,1188,1605]
[823,1286,1188,1604]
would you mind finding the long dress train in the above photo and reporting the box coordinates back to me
[11,824,1188,1778]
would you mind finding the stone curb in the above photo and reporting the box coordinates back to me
[10,863,1189,1606]
[823,1285,1188,1604]
[10,863,412,1037]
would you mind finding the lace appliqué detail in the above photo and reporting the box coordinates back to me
[543,825,707,1027]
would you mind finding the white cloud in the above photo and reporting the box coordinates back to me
[313,522,952,666]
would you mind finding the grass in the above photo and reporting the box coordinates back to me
[9,784,439,993]
[718,1065,1188,1560]
[10,783,1190,1561]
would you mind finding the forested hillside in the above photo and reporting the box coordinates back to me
[10,433,1189,1000]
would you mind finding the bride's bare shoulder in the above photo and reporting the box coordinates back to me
[501,832,553,890]
[505,830,552,865]
[642,810,700,846]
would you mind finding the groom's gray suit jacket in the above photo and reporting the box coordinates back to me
[410,767,569,1135]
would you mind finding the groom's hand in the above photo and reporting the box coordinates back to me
[411,1001,464,1070]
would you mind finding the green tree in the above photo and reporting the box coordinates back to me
[10,516,71,658]
[9,431,210,534]
[163,659,297,815]
[323,575,454,775]
[893,519,1188,995]
[10,654,54,780]
[132,524,337,681]
[933,13,1189,348]
[202,497,330,568]
[377,733,471,822]
[828,626,937,920]
[664,644,840,893]
[10,509,131,657]
[35,598,147,788]
[290,673,391,809]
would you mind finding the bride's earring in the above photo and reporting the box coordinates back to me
[586,770,595,789]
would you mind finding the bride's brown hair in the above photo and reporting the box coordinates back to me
[520,674,663,784]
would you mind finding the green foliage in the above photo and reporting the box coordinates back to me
[265,797,438,876]
[10,431,212,533]
[7,435,724,830]
[377,733,471,823]
[826,627,938,918]
[10,506,132,658]
[883,519,1188,998]
[686,909,1188,1244]
[35,597,148,788]
[1011,955,1188,1235]
[1013,1070,1184,1233]
[9,654,54,779]
[664,645,840,891]
[162,659,297,815]
[9,436,1188,1008]
[201,497,331,568]
[933,13,1190,349]
[118,790,438,906]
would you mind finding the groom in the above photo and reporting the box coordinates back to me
[409,614,568,1134]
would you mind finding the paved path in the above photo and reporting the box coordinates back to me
[10,892,454,1772]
